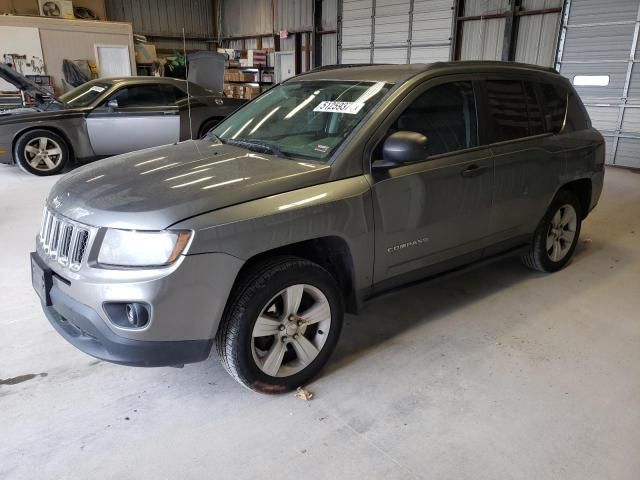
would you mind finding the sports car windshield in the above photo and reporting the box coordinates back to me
[211,80,391,160]
[59,81,111,107]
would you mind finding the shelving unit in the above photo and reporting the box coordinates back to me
[224,65,274,99]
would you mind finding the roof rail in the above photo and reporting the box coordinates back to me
[293,63,392,78]
[432,60,559,74]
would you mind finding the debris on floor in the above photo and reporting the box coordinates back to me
[295,387,313,401]
[583,238,593,243]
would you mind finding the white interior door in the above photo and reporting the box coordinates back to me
[94,45,131,78]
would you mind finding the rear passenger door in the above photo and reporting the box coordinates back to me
[481,78,564,254]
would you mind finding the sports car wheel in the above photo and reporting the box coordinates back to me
[15,129,69,176]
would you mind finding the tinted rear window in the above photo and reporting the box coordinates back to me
[524,82,545,136]
[486,80,529,142]
[540,83,566,133]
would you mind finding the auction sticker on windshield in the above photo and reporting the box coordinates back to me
[313,101,365,114]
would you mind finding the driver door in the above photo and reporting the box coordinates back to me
[86,84,180,156]
[370,79,494,287]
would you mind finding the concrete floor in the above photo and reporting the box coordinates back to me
[0,164,639,480]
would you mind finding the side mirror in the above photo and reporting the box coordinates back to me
[107,99,119,111]
[379,131,429,166]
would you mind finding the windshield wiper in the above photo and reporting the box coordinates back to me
[227,138,290,159]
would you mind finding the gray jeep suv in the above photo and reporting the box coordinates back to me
[31,61,605,393]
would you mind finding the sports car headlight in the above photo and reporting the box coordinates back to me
[97,229,192,267]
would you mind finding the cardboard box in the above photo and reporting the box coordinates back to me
[244,86,260,100]
[135,44,157,64]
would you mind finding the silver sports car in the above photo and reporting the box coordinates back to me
[0,64,245,176]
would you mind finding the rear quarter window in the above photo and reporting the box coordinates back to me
[564,91,591,131]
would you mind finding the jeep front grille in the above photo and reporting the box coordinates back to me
[39,208,92,271]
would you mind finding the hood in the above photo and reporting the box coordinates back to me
[0,106,79,124]
[48,140,331,229]
[0,63,62,108]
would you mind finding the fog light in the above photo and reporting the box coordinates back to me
[103,302,151,329]
[125,303,149,328]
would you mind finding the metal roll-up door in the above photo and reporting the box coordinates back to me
[339,0,454,65]
[557,0,640,167]
[341,0,374,63]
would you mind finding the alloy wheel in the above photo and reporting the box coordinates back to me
[546,203,577,262]
[23,137,63,172]
[251,284,332,378]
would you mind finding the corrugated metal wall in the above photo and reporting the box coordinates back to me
[459,0,562,65]
[221,0,316,36]
[322,0,338,64]
[340,0,454,64]
[558,0,640,167]
[105,0,215,50]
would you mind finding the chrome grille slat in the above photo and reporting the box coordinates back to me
[38,208,91,271]
[50,218,62,258]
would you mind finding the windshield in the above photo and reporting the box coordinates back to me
[59,81,111,107]
[211,80,391,161]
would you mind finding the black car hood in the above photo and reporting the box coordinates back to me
[0,106,84,124]
[49,140,331,229]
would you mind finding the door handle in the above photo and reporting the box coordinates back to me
[461,164,489,178]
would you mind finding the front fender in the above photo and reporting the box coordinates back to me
[172,176,375,293]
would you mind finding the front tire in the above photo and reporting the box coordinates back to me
[199,118,221,138]
[15,129,70,176]
[216,256,343,393]
[521,190,582,272]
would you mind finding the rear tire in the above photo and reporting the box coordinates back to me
[15,129,69,176]
[216,256,343,394]
[521,190,582,273]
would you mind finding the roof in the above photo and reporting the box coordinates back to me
[295,61,559,84]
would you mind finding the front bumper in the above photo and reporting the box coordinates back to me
[44,284,213,366]
[32,244,244,367]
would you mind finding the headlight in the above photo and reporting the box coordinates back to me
[97,229,192,267]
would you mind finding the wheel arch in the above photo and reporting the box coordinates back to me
[233,236,359,314]
[197,116,224,138]
[559,178,592,219]
[12,125,75,162]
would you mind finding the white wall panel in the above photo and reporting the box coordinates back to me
[410,45,451,62]
[514,11,561,66]
[460,18,505,61]
[373,47,408,63]
[322,33,338,65]
[339,0,454,64]
[341,48,372,63]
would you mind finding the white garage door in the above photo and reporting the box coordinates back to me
[340,0,454,65]
[557,0,640,167]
